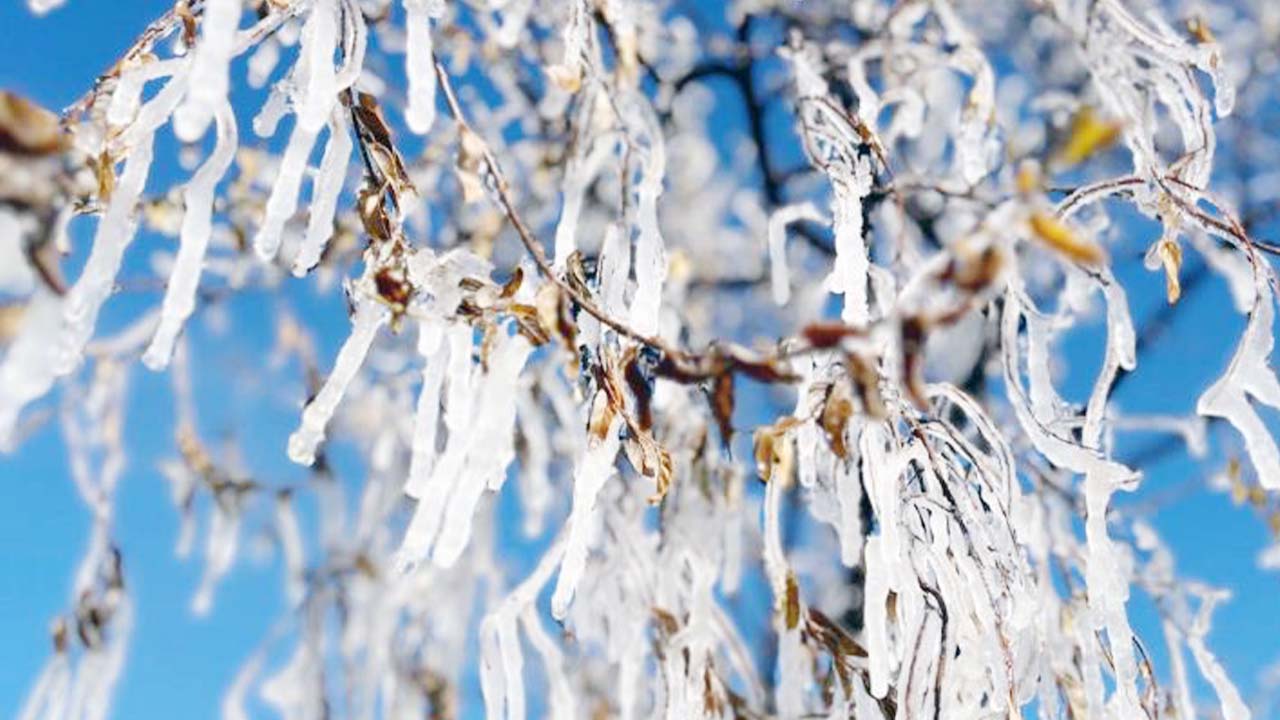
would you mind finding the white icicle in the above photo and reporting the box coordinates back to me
[553,134,613,270]
[626,99,667,337]
[293,112,352,276]
[432,332,532,567]
[396,323,474,567]
[275,493,306,606]
[193,504,239,615]
[1187,590,1250,720]
[864,535,891,699]
[254,123,318,261]
[287,300,388,466]
[598,223,630,318]
[298,0,339,134]
[1198,279,1280,489]
[253,0,338,261]
[144,103,239,370]
[550,414,622,619]
[58,136,156,376]
[831,159,874,325]
[767,202,823,306]
[406,318,447,499]
[404,0,443,135]
[174,0,240,141]
[0,291,64,449]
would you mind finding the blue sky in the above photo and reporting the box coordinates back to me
[0,3,1277,719]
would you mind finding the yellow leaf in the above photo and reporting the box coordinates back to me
[1029,212,1107,266]
[1015,160,1042,196]
[1053,107,1123,168]
[1186,15,1215,44]
[1157,237,1182,304]
[784,572,801,630]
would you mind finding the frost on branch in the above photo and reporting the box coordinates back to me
[6,0,1280,718]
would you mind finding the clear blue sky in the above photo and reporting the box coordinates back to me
[0,3,1277,719]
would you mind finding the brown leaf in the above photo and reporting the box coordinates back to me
[534,283,576,350]
[900,316,930,411]
[358,186,394,242]
[587,389,615,442]
[752,418,798,483]
[624,350,654,431]
[802,321,865,349]
[500,266,523,299]
[820,379,855,459]
[711,373,734,447]
[0,91,68,157]
[846,353,887,420]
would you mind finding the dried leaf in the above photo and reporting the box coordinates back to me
[0,91,67,157]
[711,373,734,446]
[587,389,615,442]
[847,353,887,419]
[546,64,583,93]
[752,417,798,483]
[803,321,865,348]
[456,125,489,204]
[1186,15,1215,44]
[820,379,855,459]
[96,151,116,202]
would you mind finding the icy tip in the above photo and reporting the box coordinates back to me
[286,432,317,467]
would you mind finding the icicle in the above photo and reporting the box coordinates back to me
[17,649,71,720]
[221,650,265,720]
[287,300,388,466]
[520,606,577,719]
[1083,471,1141,716]
[497,614,525,720]
[397,323,474,567]
[598,223,630,318]
[254,123,318,261]
[275,493,306,606]
[1198,279,1280,489]
[297,0,339,133]
[550,414,622,619]
[831,159,874,325]
[404,0,443,135]
[767,202,823,306]
[553,133,613,269]
[292,111,352,276]
[432,332,532,568]
[144,103,239,370]
[0,291,64,449]
[57,135,156,377]
[253,87,289,138]
[863,536,891,699]
[515,383,552,538]
[1187,589,1250,720]
[834,456,864,566]
[626,99,668,337]
[193,504,239,615]
[247,39,280,89]
[174,0,240,142]
[27,0,67,15]
[253,0,338,261]
[405,318,446,499]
